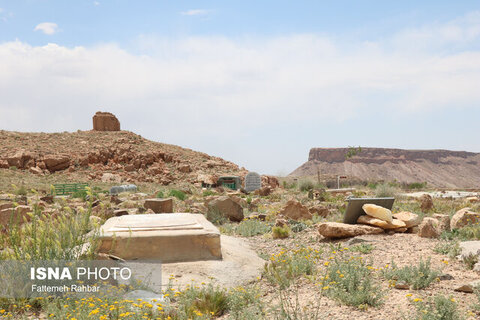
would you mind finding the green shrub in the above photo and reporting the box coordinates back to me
[156,190,164,198]
[407,182,427,190]
[463,253,478,270]
[168,189,186,201]
[375,183,398,198]
[299,180,315,192]
[13,184,27,196]
[228,286,264,320]
[322,256,383,309]
[288,220,308,233]
[202,190,215,197]
[381,258,439,290]
[434,240,460,259]
[206,207,227,225]
[413,295,464,320]
[350,243,375,254]
[236,219,271,237]
[263,248,321,288]
[0,200,98,261]
[272,226,290,239]
[178,284,230,317]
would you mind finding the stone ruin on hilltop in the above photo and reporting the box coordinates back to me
[92,111,120,131]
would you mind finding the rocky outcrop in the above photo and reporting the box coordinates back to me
[317,222,384,239]
[207,196,244,222]
[278,200,312,221]
[451,208,480,230]
[290,147,480,188]
[92,111,120,131]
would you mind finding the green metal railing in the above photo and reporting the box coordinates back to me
[51,183,89,196]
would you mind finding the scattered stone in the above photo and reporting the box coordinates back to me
[261,175,280,189]
[279,200,312,221]
[357,215,406,229]
[459,241,480,260]
[40,195,54,204]
[393,211,421,228]
[144,198,174,213]
[0,202,13,211]
[254,186,271,196]
[0,205,31,227]
[418,217,440,238]
[466,196,479,203]
[207,196,244,222]
[92,111,120,131]
[394,227,408,233]
[91,199,101,208]
[451,208,480,229]
[102,173,122,183]
[29,166,43,174]
[432,213,450,232]
[439,274,454,281]
[394,282,409,290]
[407,226,419,234]
[420,194,434,212]
[318,222,384,239]
[275,218,289,228]
[43,154,70,172]
[454,280,480,293]
[113,209,129,217]
[362,204,393,223]
[249,213,266,221]
[473,263,480,272]
[309,205,330,218]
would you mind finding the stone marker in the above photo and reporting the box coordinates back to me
[98,213,222,262]
[92,111,120,131]
[144,198,174,213]
[244,172,262,192]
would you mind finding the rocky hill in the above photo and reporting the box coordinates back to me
[0,130,247,186]
[290,147,480,188]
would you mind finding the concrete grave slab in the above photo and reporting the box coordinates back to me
[98,213,222,263]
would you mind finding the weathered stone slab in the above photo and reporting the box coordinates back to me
[98,213,221,262]
[244,172,261,192]
[144,198,173,213]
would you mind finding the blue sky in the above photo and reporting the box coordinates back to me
[1,1,480,175]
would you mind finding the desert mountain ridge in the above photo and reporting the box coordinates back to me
[290,147,480,188]
[0,129,247,186]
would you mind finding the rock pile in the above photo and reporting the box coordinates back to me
[92,111,120,131]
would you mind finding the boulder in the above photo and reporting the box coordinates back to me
[317,222,384,239]
[207,196,244,222]
[254,186,271,197]
[459,241,480,264]
[309,205,330,218]
[432,214,450,233]
[29,166,43,174]
[418,217,440,238]
[101,173,122,183]
[0,205,31,227]
[279,200,312,221]
[466,196,479,203]
[362,204,392,223]
[357,215,406,229]
[261,175,280,189]
[393,211,421,228]
[92,111,120,131]
[451,208,480,229]
[144,198,174,213]
[420,194,434,212]
[454,280,480,293]
[43,154,70,172]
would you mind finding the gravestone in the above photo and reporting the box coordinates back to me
[97,213,222,262]
[244,172,261,192]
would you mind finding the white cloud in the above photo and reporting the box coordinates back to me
[34,22,59,35]
[1,12,480,173]
[180,9,210,16]
[93,1,100,6]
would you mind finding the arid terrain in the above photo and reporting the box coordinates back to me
[1,128,480,320]
[291,147,480,188]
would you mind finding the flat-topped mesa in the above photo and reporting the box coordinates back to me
[308,147,477,165]
[92,111,120,131]
[291,147,480,188]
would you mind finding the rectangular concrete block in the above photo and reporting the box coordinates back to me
[98,213,222,263]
